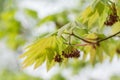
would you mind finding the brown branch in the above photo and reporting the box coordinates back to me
[97,30,120,43]
[64,32,95,44]
[71,33,95,44]
[64,30,120,46]
[64,42,90,46]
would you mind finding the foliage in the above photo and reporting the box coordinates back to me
[37,11,70,29]
[0,0,40,50]
[111,75,120,80]
[20,35,66,71]
[20,0,120,71]
[0,69,42,80]
[0,0,27,50]
[50,73,66,80]
[0,10,26,49]
[24,9,38,19]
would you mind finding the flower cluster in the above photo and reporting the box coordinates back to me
[104,13,119,26]
[54,46,80,63]
[62,49,80,58]
[104,3,119,26]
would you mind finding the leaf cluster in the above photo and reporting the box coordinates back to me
[20,0,120,71]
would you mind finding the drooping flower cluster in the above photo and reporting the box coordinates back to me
[104,3,119,26]
[62,49,80,58]
[54,46,80,63]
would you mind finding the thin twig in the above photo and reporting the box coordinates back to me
[64,42,89,46]
[64,30,120,46]
[64,32,95,44]
[97,30,120,43]
[71,33,96,44]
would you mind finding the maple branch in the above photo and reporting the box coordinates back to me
[64,30,120,46]
[97,30,120,43]
[64,32,95,44]
[71,33,95,44]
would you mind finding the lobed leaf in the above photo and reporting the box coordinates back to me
[20,35,65,71]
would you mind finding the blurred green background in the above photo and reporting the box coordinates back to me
[0,0,120,80]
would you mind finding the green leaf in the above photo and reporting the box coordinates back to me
[100,39,116,61]
[84,45,92,53]
[100,41,110,55]
[83,45,96,64]
[116,1,120,17]
[50,73,66,80]
[91,0,101,9]
[98,6,109,29]
[46,49,56,71]
[88,11,99,28]
[34,55,45,69]
[94,1,105,15]
[57,22,77,37]
[96,47,103,63]
[85,33,98,41]
[0,10,24,50]
[112,22,120,34]
[101,0,109,4]
[108,42,116,61]
[20,35,65,71]
[73,27,88,37]
[1,10,16,21]
[97,33,106,39]
[37,11,69,27]
[78,6,93,23]
[37,15,55,26]
[24,9,38,19]
[89,46,96,64]
[57,23,71,37]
